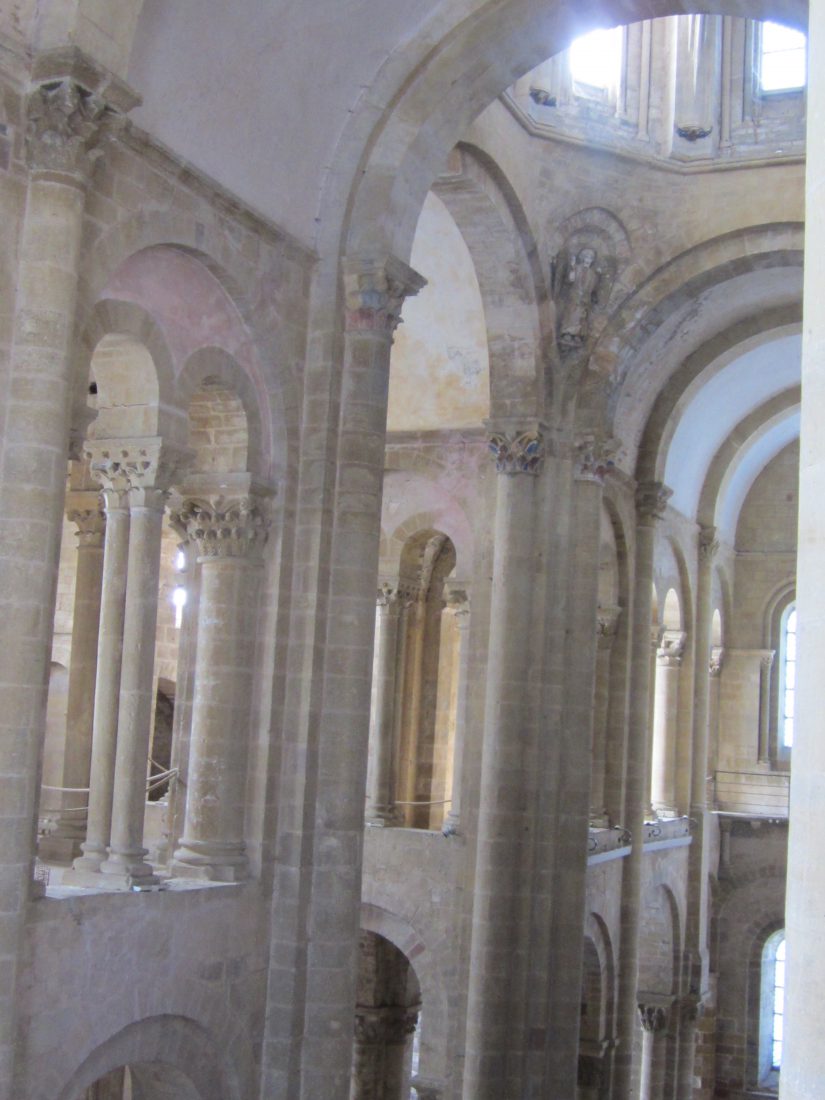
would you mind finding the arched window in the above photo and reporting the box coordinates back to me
[759,21,806,93]
[779,605,796,749]
[759,930,786,1085]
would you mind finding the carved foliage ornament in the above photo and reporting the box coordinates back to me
[635,481,673,521]
[638,1003,669,1033]
[173,496,270,560]
[575,434,617,483]
[488,429,544,476]
[343,257,426,337]
[26,79,112,178]
[699,525,719,562]
[67,506,105,546]
[86,441,190,496]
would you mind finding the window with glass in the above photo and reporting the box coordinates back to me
[759,21,807,93]
[760,930,786,1085]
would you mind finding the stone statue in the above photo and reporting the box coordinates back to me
[553,246,613,350]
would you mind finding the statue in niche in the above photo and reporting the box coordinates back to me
[553,245,614,351]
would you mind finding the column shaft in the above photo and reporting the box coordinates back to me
[463,428,542,1099]
[614,483,671,1097]
[783,1,825,1092]
[172,494,267,880]
[101,489,166,884]
[592,609,621,824]
[71,490,129,873]
[41,499,104,858]
[442,590,470,835]
[0,78,112,1095]
[366,587,402,825]
[650,631,686,818]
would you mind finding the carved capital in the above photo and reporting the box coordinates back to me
[488,429,544,476]
[638,1002,669,1033]
[699,525,720,563]
[171,495,270,560]
[709,646,725,678]
[86,438,191,497]
[760,650,776,672]
[354,1005,418,1046]
[67,505,105,547]
[26,79,115,179]
[343,255,426,336]
[635,481,672,522]
[574,434,617,484]
[657,629,687,667]
[376,582,402,609]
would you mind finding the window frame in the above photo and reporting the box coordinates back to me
[753,19,807,99]
[758,929,786,1088]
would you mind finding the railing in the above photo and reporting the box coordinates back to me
[713,770,789,818]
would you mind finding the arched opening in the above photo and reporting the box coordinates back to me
[351,931,422,1100]
[81,1062,205,1100]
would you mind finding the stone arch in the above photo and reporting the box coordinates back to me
[54,1014,241,1100]
[382,502,472,584]
[177,347,269,480]
[79,216,300,462]
[335,0,805,266]
[360,902,450,1089]
[75,298,182,451]
[432,142,547,418]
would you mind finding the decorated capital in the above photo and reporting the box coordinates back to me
[638,1002,669,1033]
[574,433,617,483]
[172,495,270,561]
[635,481,672,522]
[657,629,687,667]
[699,525,720,562]
[26,79,113,179]
[488,429,545,476]
[343,255,426,336]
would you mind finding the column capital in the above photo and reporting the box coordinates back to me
[637,1001,669,1033]
[353,1005,418,1045]
[760,649,776,671]
[86,438,192,497]
[171,494,271,561]
[657,629,687,666]
[343,254,426,336]
[487,426,545,476]
[376,581,403,608]
[709,645,725,677]
[698,525,720,562]
[635,481,672,522]
[25,79,114,181]
[66,492,105,547]
[574,433,618,484]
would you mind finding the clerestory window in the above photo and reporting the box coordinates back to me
[759,21,806,94]
[569,26,623,98]
[780,605,796,749]
[759,930,786,1086]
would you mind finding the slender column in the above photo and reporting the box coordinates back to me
[296,256,425,1099]
[784,3,825,1091]
[592,606,621,825]
[757,650,775,763]
[638,1002,669,1100]
[650,629,687,818]
[70,476,130,875]
[614,482,671,1097]
[171,493,269,880]
[544,437,615,1093]
[442,584,470,836]
[679,527,718,1098]
[0,76,120,1095]
[707,647,724,782]
[366,584,403,826]
[644,627,661,817]
[40,493,105,859]
[100,440,187,886]
[463,426,544,1100]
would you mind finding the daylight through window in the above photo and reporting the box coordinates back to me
[760,21,806,92]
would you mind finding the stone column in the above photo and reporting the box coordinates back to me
[613,482,671,1097]
[0,73,125,1095]
[592,606,621,825]
[679,527,719,1096]
[638,1002,669,1100]
[463,426,543,1100]
[707,647,724,781]
[757,650,775,764]
[650,629,687,818]
[442,584,469,836]
[40,493,105,860]
[171,493,269,880]
[366,584,403,826]
[294,256,424,1099]
[99,439,186,887]
[784,3,825,1092]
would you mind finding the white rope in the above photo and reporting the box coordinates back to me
[39,769,179,818]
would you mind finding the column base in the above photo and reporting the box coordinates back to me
[71,842,108,874]
[170,838,248,883]
[99,848,160,888]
